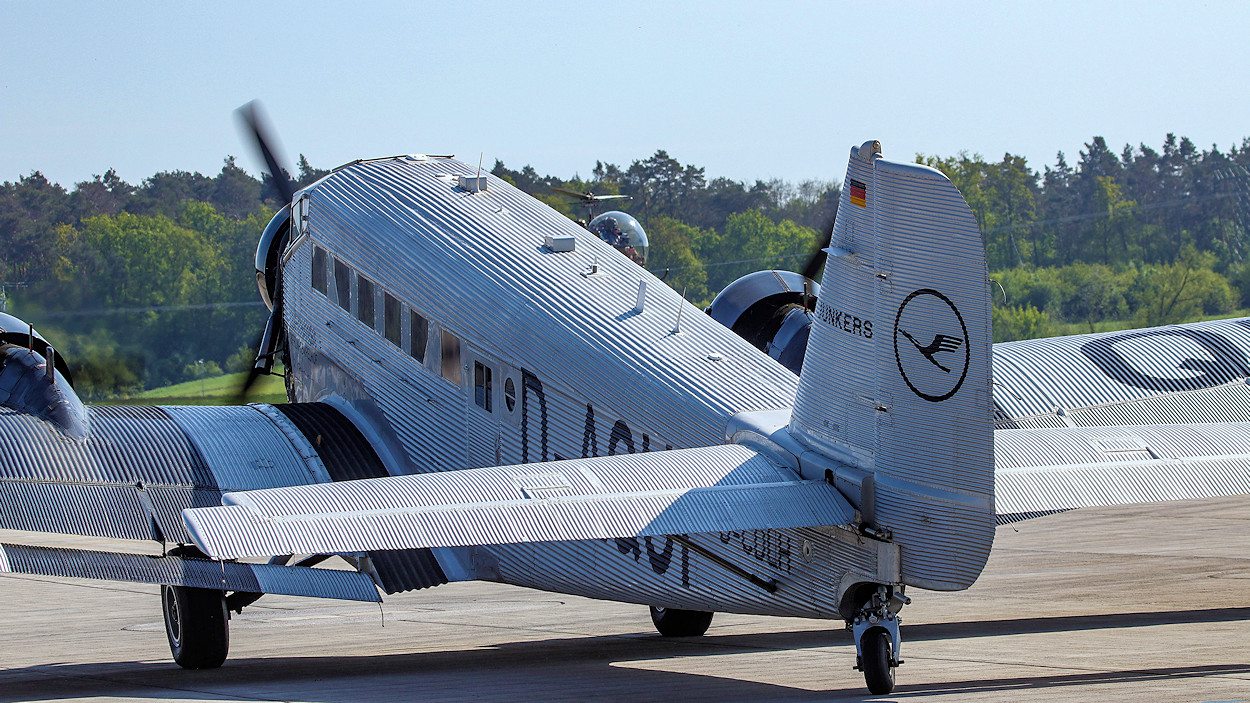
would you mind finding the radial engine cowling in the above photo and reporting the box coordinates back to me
[706,270,820,375]
[255,204,292,311]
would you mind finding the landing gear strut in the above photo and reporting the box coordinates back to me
[649,606,714,637]
[161,585,230,669]
[849,585,909,695]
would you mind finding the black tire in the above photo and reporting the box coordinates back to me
[649,606,713,637]
[860,627,895,695]
[162,585,229,669]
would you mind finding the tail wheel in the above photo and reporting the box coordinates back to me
[161,585,229,669]
[649,606,714,637]
[860,627,895,695]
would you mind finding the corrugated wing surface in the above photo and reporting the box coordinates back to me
[0,405,216,541]
[184,444,853,560]
[996,422,1250,516]
[0,405,335,544]
[993,318,1250,426]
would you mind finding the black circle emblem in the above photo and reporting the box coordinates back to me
[893,288,970,402]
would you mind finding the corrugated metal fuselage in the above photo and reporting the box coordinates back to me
[281,157,870,619]
[276,156,1250,617]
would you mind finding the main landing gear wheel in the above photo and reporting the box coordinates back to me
[859,627,895,694]
[649,606,714,637]
[161,585,229,669]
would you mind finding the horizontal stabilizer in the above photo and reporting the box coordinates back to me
[0,543,380,602]
[996,422,1250,521]
[183,445,854,560]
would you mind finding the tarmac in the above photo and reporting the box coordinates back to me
[2,496,1249,702]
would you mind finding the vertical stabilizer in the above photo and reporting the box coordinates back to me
[790,141,993,591]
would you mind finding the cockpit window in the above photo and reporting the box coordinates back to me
[312,246,328,295]
[356,275,375,326]
[383,292,401,346]
[334,258,351,312]
[440,329,461,386]
[588,211,649,265]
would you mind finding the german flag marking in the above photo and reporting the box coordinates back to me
[849,179,867,208]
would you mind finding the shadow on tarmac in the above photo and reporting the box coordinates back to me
[3,607,1250,702]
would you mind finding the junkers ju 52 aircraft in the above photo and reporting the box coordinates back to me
[5,121,1250,695]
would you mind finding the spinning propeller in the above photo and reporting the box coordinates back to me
[799,216,835,282]
[549,186,630,219]
[234,101,295,402]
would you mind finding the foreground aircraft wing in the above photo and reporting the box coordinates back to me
[183,444,855,560]
[996,421,1250,522]
[0,401,443,597]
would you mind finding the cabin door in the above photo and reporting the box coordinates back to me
[464,345,503,468]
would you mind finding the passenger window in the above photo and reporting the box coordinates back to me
[441,330,461,385]
[410,310,428,363]
[474,361,493,412]
[356,275,375,326]
[312,246,328,295]
[333,258,351,312]
[383,292,401,346]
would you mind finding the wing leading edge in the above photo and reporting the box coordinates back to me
[183,444,855,560]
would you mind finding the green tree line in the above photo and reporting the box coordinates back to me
[4,134,1249,398]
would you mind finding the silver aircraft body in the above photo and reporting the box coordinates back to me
[3,140,1250,694]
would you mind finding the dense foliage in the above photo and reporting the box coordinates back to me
[0,157,328,398]
[498,134,1250,343]
[4,134,1249,398]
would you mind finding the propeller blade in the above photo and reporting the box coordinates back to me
[231,330,267,404]
[800,216,836,281]
[550,186,593,201]
[237,101,296,206]
[589,194,630,202]
[235,365,267,404]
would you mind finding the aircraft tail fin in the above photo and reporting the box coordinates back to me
[789,141,994,591]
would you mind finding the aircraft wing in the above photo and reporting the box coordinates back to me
[183,444,854,560]
[992,317,1250,430]
[0,401,446,596]
[996,421,1250,522]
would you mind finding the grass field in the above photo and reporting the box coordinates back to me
[113,369,288,405]
[1046,309,1250,338]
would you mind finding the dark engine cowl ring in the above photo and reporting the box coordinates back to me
[706,270,820,375]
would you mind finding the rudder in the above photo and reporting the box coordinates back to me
[789,140,994,591]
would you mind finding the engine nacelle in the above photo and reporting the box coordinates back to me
[255,204,292,311]
[706,270,820,375]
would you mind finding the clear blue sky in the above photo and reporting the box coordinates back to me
[3,1,1248,189]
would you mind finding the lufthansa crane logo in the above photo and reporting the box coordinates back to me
[893,288,970,402]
